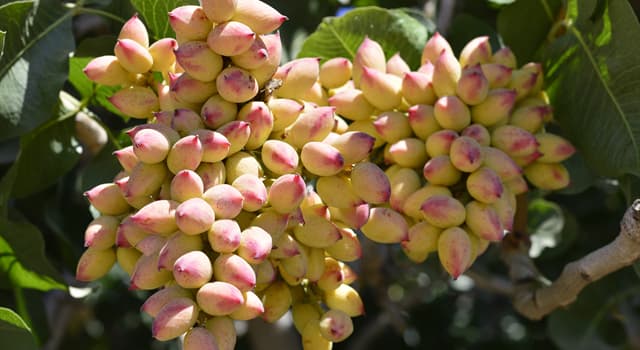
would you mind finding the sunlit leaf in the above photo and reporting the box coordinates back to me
[0,307,37,350]
[298,6,430,68]
[130,0,198,39]
[0,0,74,140]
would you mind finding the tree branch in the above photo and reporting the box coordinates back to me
[503,199,640,320]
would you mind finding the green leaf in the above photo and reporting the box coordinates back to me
[447,13,501,55]
[68,57,93,100]
[12,114,81,199]
[130,0,198,40]
[0,0,74,141]
[543,0,640,178]
[496,0,561,64]
[0,218,65,291]
[297,6,430,69]
[0,307,37,350]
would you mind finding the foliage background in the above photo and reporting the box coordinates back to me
[0,0,639,349]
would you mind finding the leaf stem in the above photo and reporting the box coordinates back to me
[73,6,126,23]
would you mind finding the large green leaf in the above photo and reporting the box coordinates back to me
[496,0,561,64]
[11,115,81,199]
[447,13,501,55]
[297,6,430,69]
[544,0,640,177]
[0,218,65,291]
[0,307,37,350]
[130,0,198,40]
[0,0,74,141]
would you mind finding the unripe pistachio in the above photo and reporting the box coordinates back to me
[350,162,390,204]
[284,106,335,149]
[116,216,148,247]
[201,0,238,23]
[183,327,219,350]
[523,162,570,190]
[208,219,241,253]
[504,174,529,195]
[231,35,269,69]
[130,253,173,290]
[461,123,491,146]
[318,309,354,343]
[250,209,289,240]
[346,119,385,149]
[401,221,441,263]
[360,67,403,111]
[213,254,256,291]
[407,104,440,140]
[197,161,226,190]
[316,175,363,209]
[129,200,178,236]
[75,247,116,281]
[141,285,192,318]
[149,38,178,72]
[217,120,251,155]
[450,136,484,172]
[152,297,199,341]
[268,98,304,131]
[456,65,489,105]
[492,47,517,68]
[108,86,159,119]
[229,291,263,320]
[434,95,471,131]
[432,49,461,97]
[201,94,238,129]
[402,185,452,220]
[386,52,410,76]
[114,39,153,74]
[261,281,292,322]
[402,71,437,105]
[491,125,539,157]
[171,72,218,104]
[250,32,282,86]
[135,234,167,256]
[197,281,244,316]
[208,21,256,56]
[232,0,287,34]
[237,226,272,264]
[319,57,352,89]
[168,5,212,42]
[119,14,149,47]
[480,63,512,88]
[173,250,213,288]
[237,101,274,150]
[83,55,132,86]
[294,217,341,248]
[300,142,344,176]
[388,166,421,211]
[466,167,504,203]
[323,284,364,317]
[459,36,492,68]
[387,138,429,168]
[422,155,462,186]
[438,227,472,278]
[509,68,539,100]
[421,32,453,65]
[361,207,408,243]
[175,41,223,81]
[327,88,374,121]
[116,247,141,275]
[205,317,237,350]
[535,133,576,163]
[203,184,244,219]
[420,194,466,228]
[157,232,204,269]
[84,183,130,215]
[471,88,517,126]
[329,203,370,230]
[373,111,412,144]
[167,135,203,174]
[191,129,231,163]
[132,128,171,164]
[113,145,138,173]
[224,151,263,183]
[261,140,299,175]
[273,57,320,100]
[175,197,215,234]
[352,36,386,87]
[267,173,306,214]
[465,201,504,241]
[216,66,259,103]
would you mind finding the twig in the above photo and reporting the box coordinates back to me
[504,200,640,320]
[436,0,456,34]
[466,270,515,297]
